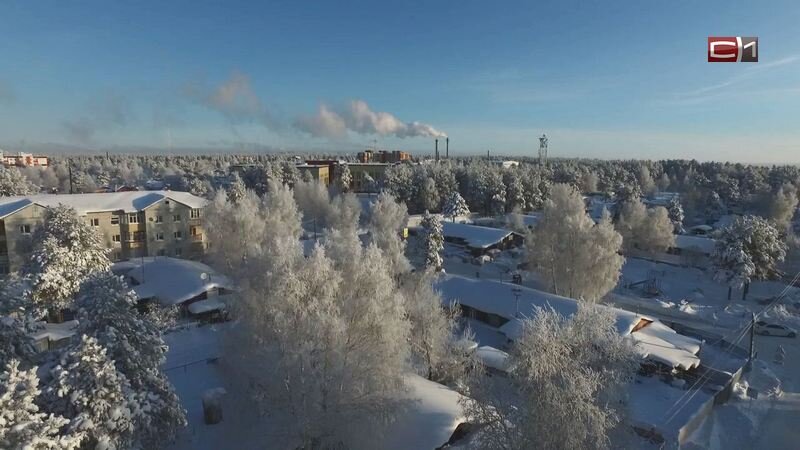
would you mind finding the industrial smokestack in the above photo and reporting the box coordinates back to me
[446,137,449,158]
[435,139,439,162]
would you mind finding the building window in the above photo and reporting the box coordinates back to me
[155,215,163,223]
[134,231,146,241]
[122,232,131,241]
[111,216,120,225]
[173,214,182,222]
[174,247,182,257]
[112,234,121,243]
[90,218,100,227]
[174,231,183,240]
[190,209,200,219]
[155,232,164,241]
[19,224,31,234]
[128,213,140,224]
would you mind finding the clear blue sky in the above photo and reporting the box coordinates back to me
[1,0,798,162]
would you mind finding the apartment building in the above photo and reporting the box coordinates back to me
[0,151,49,167]
[0,191,207,274]
[296,164,331,186]
[357,149,411,163]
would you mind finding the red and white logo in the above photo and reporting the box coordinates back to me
[708,37,758,62]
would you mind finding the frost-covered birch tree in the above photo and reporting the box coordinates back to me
[421,211,444,271]
[335,163,352,193]
[0,360,84,450]
[463,304,639,450]
[616,200,674,254]
[220,181,415,447]
[24,205,110,314]
[526,184,624,302]
[204,189,268,280]
[368,192,411,276]
[400,270,473,386]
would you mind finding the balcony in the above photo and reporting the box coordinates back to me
[191,234,203,242]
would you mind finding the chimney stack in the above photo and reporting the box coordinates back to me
[446,137,449,158]
[435,139,439,162]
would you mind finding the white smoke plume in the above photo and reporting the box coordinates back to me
[296,99,446,139]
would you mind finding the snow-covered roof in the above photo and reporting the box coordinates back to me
[441,221,515,249]
[188,298,227,315]
[630,321,701,370]
[113,257,235,306]
[28,320,78,342]
[377,375,466,450]
[475,346,512,372]
[437,275,703,370]
[0,191,207,217]
[674,235,716,254]
[437,275,643,336]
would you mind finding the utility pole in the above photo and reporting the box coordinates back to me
[512,287,522,318]
[68,161,74,194]
[749,312,756,364]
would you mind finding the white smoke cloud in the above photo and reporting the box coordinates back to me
[296,99,446,139]
[185,71,278,129]
[294,104,347,139]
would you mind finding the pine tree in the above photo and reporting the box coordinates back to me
[713,215,787,299]
[0,360,84,450]
[24,205,110,313]
[227,172,246,204]
[421,211,444,271]
[667,197,685,233]
[336,163,352,193]
[442,191,469,223]
[75,273,186,448]
[47,335,138,450]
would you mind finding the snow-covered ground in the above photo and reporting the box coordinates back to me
[164,323,468,450]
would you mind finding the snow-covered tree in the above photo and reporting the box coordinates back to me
[0,360,84,450]
[421,211,444,271]
[0,166,39,196]
[47,335,138,450]
[382,164,416,207]
[442,191,469,223]
[713,215,787,299]
[417,176,439,212]
[75,273,186,448]
[463,304,639,450]
[667,197,685,233]
[400,270,473,385]
[335,163,352,193]
[293,179,333,234]
[228,241,411,447]
[24,205,110,313]
[368,192,411,276]
[204,189,267,278]
[226,172,246,204]
[526,184,624,302]
[767,185,798,233]
[326,193,362,234]
[616,200,675,254]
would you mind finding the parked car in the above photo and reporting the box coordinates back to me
[755,321,797,338]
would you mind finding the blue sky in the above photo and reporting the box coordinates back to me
[1,0,799,162]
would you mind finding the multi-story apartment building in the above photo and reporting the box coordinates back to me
[296,164,331,186]
[0,151,49,167]
[0,191,207,274]
[357,149,411,164]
